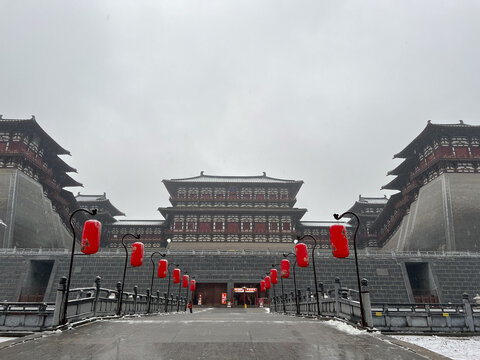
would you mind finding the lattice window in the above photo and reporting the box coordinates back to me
[200,187,212,198]
[282,223,291,231]
[423,145,433,157]
[185,235,197,242]
[0,132,9,141]
[227,216,239,222]
[267,188,278,199]
[270,222,278,231]
[240,235,253,242]
[445,163,455,172]
[199,215,211,222]
[471,137,480,147]
[174,222,183,230]
[254,187,266,200]
[242,222,251,231]
[213,235,225,242]
[187,187,199,198]
[12,133,21,142]
[177,187,187,197]
[214,187,226,198]
[433,140,439,149]
[440,137,450,146]
[198,235,211,242]
[457,162,475,173]
[255,235,267,242]
[452,137,469,146]
[227,235,239,242]
[280,188,289,199]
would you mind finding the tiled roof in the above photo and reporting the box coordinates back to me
[357,195,388,205]
[164,172,302,184]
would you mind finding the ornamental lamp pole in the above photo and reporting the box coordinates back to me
[333,211,366,328]
[62,208,98,325]
[283,252,299,315]
[117,233,142,315]
[165,262,179,312]
[148,251,167,313]
[273,263,287,314]
[297,234,321,317]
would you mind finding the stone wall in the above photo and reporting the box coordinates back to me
[0,250,478,305]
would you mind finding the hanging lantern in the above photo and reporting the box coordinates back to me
[260,280,266,292]
[265,276,271,289]
[295,242,309,267]
[158,259,168,278]
[281,259,290,278]
[173,268,181,284]
[80,220,101,255]
[182,274,189,288]
[329,224,350,258]
[190,279,196,292]
[270,269,278,284]
[130,242,144,267]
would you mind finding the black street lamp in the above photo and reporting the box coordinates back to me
[62,208,97,325]
[117,233,141,316]
[297,234,321,317]
[176,268,184,312]
[333,211,366,328]
[283,252,299,315]
[148,251,166,313]
[165,262,179,312]
[272,263,286,314]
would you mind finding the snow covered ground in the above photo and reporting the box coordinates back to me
[391,335,480,360]
[0,337,17,343]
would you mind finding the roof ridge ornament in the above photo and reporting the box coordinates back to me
[459,120,464,124]
[200,171,204,176]
[263,172,266,176]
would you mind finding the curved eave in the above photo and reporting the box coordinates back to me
[387,157,416,176]
[381,174,408,191]
[60,174,82,187]
[76,199,125,217]
[0,118,70,155]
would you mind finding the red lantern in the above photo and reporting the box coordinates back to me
[173,268,181,284]
[130,242,144,267]
[182,274,189,288]
[329,224,350,258]
[260,280,266,292]
[80,220,101,255]
[265,276,271,289]
[158,259,168,278]
[190,279,196,292]
[270,269,278,284]
[295,242,309,267]
[281,259,290,278]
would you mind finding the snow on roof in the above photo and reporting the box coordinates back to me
[76,193,107,202]
[164,171,302,184]
[112,220,165,226]
[357,195,388,205]
[300,221,351,227]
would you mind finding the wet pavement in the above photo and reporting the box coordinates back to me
[0,308,431,359]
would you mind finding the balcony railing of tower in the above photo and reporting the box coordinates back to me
[169,195,297,203]
[2,247,480,258]
[378,209,406,245]
[410,154,480,179]
[402,180,418,195]
[165,229,296,235]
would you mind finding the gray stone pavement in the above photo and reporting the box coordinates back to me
[0,308,439,359]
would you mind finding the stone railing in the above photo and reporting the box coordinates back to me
[0,302,55,332]
[270,278,479,333]
[0,276,186,332]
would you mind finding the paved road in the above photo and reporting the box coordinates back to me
[0,308,432,359]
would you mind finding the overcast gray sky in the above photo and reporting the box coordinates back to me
[1,1,480,221]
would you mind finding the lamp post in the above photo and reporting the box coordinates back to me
[117,233,141,316]
[283,252,299,315]
[333,211,366,328]
[297,234,321,317]
[176,268,183,312]
[165,262,179,312]
[148,251,166,313]
[272,263,284,313]
[62,208,97,325]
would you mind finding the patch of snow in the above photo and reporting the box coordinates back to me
[0,337,16,343]
[323,319,365,335]
[391,335,480,360]
[264,308,270,314]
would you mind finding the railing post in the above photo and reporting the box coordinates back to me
[156,290,160,313]
[334,278,341,317]
[116,281,122,316]
[163,292,168,313]
[146,289,150,314]
[175,296,179,312]
[133,285,138,314]
[53,276,67,326]
[360,278,373,328]
[170,294,174,312]
[463,293,475,332]
[306,287,311,316]
[93,276,101,317]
